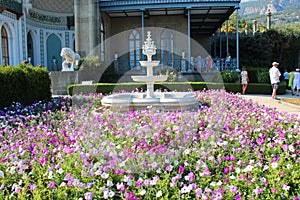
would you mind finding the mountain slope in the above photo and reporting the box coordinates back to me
[240,0,300,28]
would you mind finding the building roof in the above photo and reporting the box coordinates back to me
[99,0,240,35]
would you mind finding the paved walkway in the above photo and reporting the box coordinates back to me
[242,90,300,119]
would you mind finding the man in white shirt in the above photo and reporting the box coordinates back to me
[292,68,300,96]
[269,62,281,100]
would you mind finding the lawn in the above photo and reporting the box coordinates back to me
[0,90,299,200]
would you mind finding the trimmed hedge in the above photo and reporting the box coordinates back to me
[0,65,51,108]
[68,82,286,96]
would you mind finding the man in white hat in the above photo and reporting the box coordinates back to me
[292,68,300,96]
[269,62,281,100]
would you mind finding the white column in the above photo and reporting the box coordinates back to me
[187,8,192,73]
[74,0,80,53]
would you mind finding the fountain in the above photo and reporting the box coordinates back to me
[101,31,198,111]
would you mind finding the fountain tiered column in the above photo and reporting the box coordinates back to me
[131,31,167,98]
[101,31,198,112]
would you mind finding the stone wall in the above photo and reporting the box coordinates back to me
[50,71,78,95]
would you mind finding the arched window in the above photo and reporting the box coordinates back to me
[129,30,141,69]
[1,27,9,65]
[27,32,34,66]
[160,28,174,67]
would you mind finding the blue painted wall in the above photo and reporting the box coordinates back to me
[46,34,62,71]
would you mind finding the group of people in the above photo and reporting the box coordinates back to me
[284,68,300,96]
[239,61,300,99]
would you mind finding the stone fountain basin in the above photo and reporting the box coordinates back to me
[139,60,160,67]
[101,92,199,111]
[131,75,168,82]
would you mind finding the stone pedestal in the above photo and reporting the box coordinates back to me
[50,71,78,95]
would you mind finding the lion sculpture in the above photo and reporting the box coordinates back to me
[60,47,80,71]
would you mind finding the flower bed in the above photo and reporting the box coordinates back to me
[0,90,299,199]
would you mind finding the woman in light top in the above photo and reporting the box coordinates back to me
[240,67,249,95]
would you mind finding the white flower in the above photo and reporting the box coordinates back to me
[286,164,293,169]
[229,175,236,180]
[9,167,16,175]
[242,165,254,172]
[289,145,295,152]
[156,190,162,197]
[282,184,290,191]
[263,165,269,171]
[107,180,114,187]
[57,168,64,174]
[181,185,192,194]
[184,149,191,155]
[48,171,53,179]
[103,189,109,199]
[210,182,216,187]
[271,162,278,169]
[0,170,4,178]
[101,172,109,179]
[108,190,115,198]
[60,182,66,187]
[140,189,146,195]
[235,167,241,174]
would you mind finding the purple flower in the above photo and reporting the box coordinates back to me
[49,181,56,189]
[179,166,185,173]
[230,186,238,193]
[282,144,289,151]
[28,184,37,190]
[84,192,93,200]
[224,167,229,175]
[195,188,203,198]
[203,168,211,176]
[253,187,263,195]
[236,194,242,200]
[187,172,194,182]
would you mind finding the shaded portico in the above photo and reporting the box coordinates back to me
[98,0,240,73]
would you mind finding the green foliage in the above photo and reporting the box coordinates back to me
[213,29,300,71]
[77,56,102,71]
[257,68,271,83]
[0,65,51,108]
[68,82,285,96]
[158,68,178,82]
[220,71,240,83]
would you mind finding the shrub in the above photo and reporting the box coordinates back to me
[220,71,240,83]
[68,82,286,95]
[77,56,102,71]
[257,68,270,83]
[0,65,51,108]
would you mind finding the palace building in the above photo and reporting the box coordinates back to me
[0,0,240,74]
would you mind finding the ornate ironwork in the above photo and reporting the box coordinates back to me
[28,10,62,24]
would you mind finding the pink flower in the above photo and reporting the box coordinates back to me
[224,167,229,175]
[179,166,185,173]
[236,194,242,200]
[282,144,289,151]
[187,172,194,182]
[28,184,37,190]
[230,186,238,193]
[202,168,210,177]
[49,181,56,189]
[253,187,263,195]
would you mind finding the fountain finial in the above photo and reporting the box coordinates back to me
[143,31,157,62]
